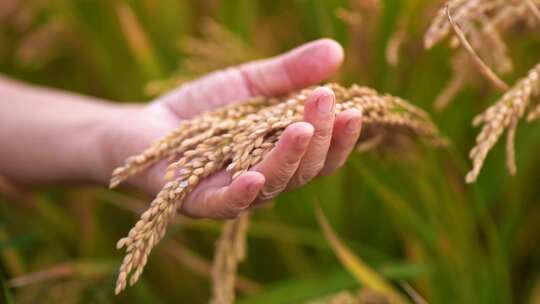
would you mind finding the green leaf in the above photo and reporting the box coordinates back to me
[315,204,408,304]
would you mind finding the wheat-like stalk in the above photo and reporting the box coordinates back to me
[111,83,445,294]
[145,19,260,96]
[466,62,540,183]
[424,0,531,50]
[210,213,250,304]
[426,0,538,110]
[307,288,391,304]
[307,290,360,304]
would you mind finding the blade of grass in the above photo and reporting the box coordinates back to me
[0,274,14,304]
[315,204,408,304]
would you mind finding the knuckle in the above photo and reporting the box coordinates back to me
[313,127,332,141]
[258,185,284,201]
[283,153,302,166]
[294,173,311,187]
[295,167,321,186]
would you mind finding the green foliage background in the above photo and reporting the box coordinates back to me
[1,0,540,303]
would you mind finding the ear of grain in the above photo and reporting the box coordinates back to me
[426,0,538,110]
[446,4,509,91]
[466,63,540,183]
[210,213,250,304]
[112,83,445,294]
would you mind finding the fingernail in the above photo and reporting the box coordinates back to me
[317,92,334,114]
[346,116,361,132]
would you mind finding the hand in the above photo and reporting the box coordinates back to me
[101,39,362,219]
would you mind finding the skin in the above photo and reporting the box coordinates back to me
[0,39,362,219]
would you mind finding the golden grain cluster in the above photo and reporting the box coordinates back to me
[467,63,540,183]
[110,83,444,294]
[424,0,540,182]
[426,0,537,109]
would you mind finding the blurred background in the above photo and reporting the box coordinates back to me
[1,0,540,303]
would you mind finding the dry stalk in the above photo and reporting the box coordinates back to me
[425,0,532,50]
[446,4,509,91]
[307,290,360,304]
[337,0,382,84]
[426,0,538,109]
[425,0,484,50]
[386,24,406,67]
[111,83,445,294]
[210,213,250,304]
[145,19,260,96]
[525,0,540,23]
[307,288,391,304]
[466,63,540,183]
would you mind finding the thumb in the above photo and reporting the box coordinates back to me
[157,38,344,119]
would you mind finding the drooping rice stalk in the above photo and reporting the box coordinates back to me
[210,213,250,304]
[466,62,540,183]
[111,83,445,294]
[426,0,539,110]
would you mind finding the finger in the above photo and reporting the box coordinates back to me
[288,87,336,189]
[251,122,314,202]
[181,171,265,219]
[157,39,344,118]
[319,109,362,177]
[239,38,344,96]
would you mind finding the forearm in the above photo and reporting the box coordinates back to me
[0,75,122,184]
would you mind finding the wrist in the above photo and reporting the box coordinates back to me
[87,104,143,185]
[91,102,180,188]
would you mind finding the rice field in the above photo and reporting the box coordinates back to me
[2,0,540,303]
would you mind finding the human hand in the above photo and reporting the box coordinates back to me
[100,39,362,219]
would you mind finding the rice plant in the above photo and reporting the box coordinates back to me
[2,1,540,304]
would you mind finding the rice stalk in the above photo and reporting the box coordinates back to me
[426,0,539,109]
[307,288,391,304]
[336,0,382,83]
[307,290,361,304]
[525,0,540,23]
[424,0,531,50]
[386,23,406,67]
[111,83,445,294]
[446,4,509,91]
[466,62,540,183]
[210,213,250,304]
[145,19,260,96]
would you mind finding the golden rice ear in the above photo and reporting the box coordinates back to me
[466,63,540,183]
[112,83,444,294]
[426,0,539,110]
[446,4,508,92]
[210,213,250,304]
